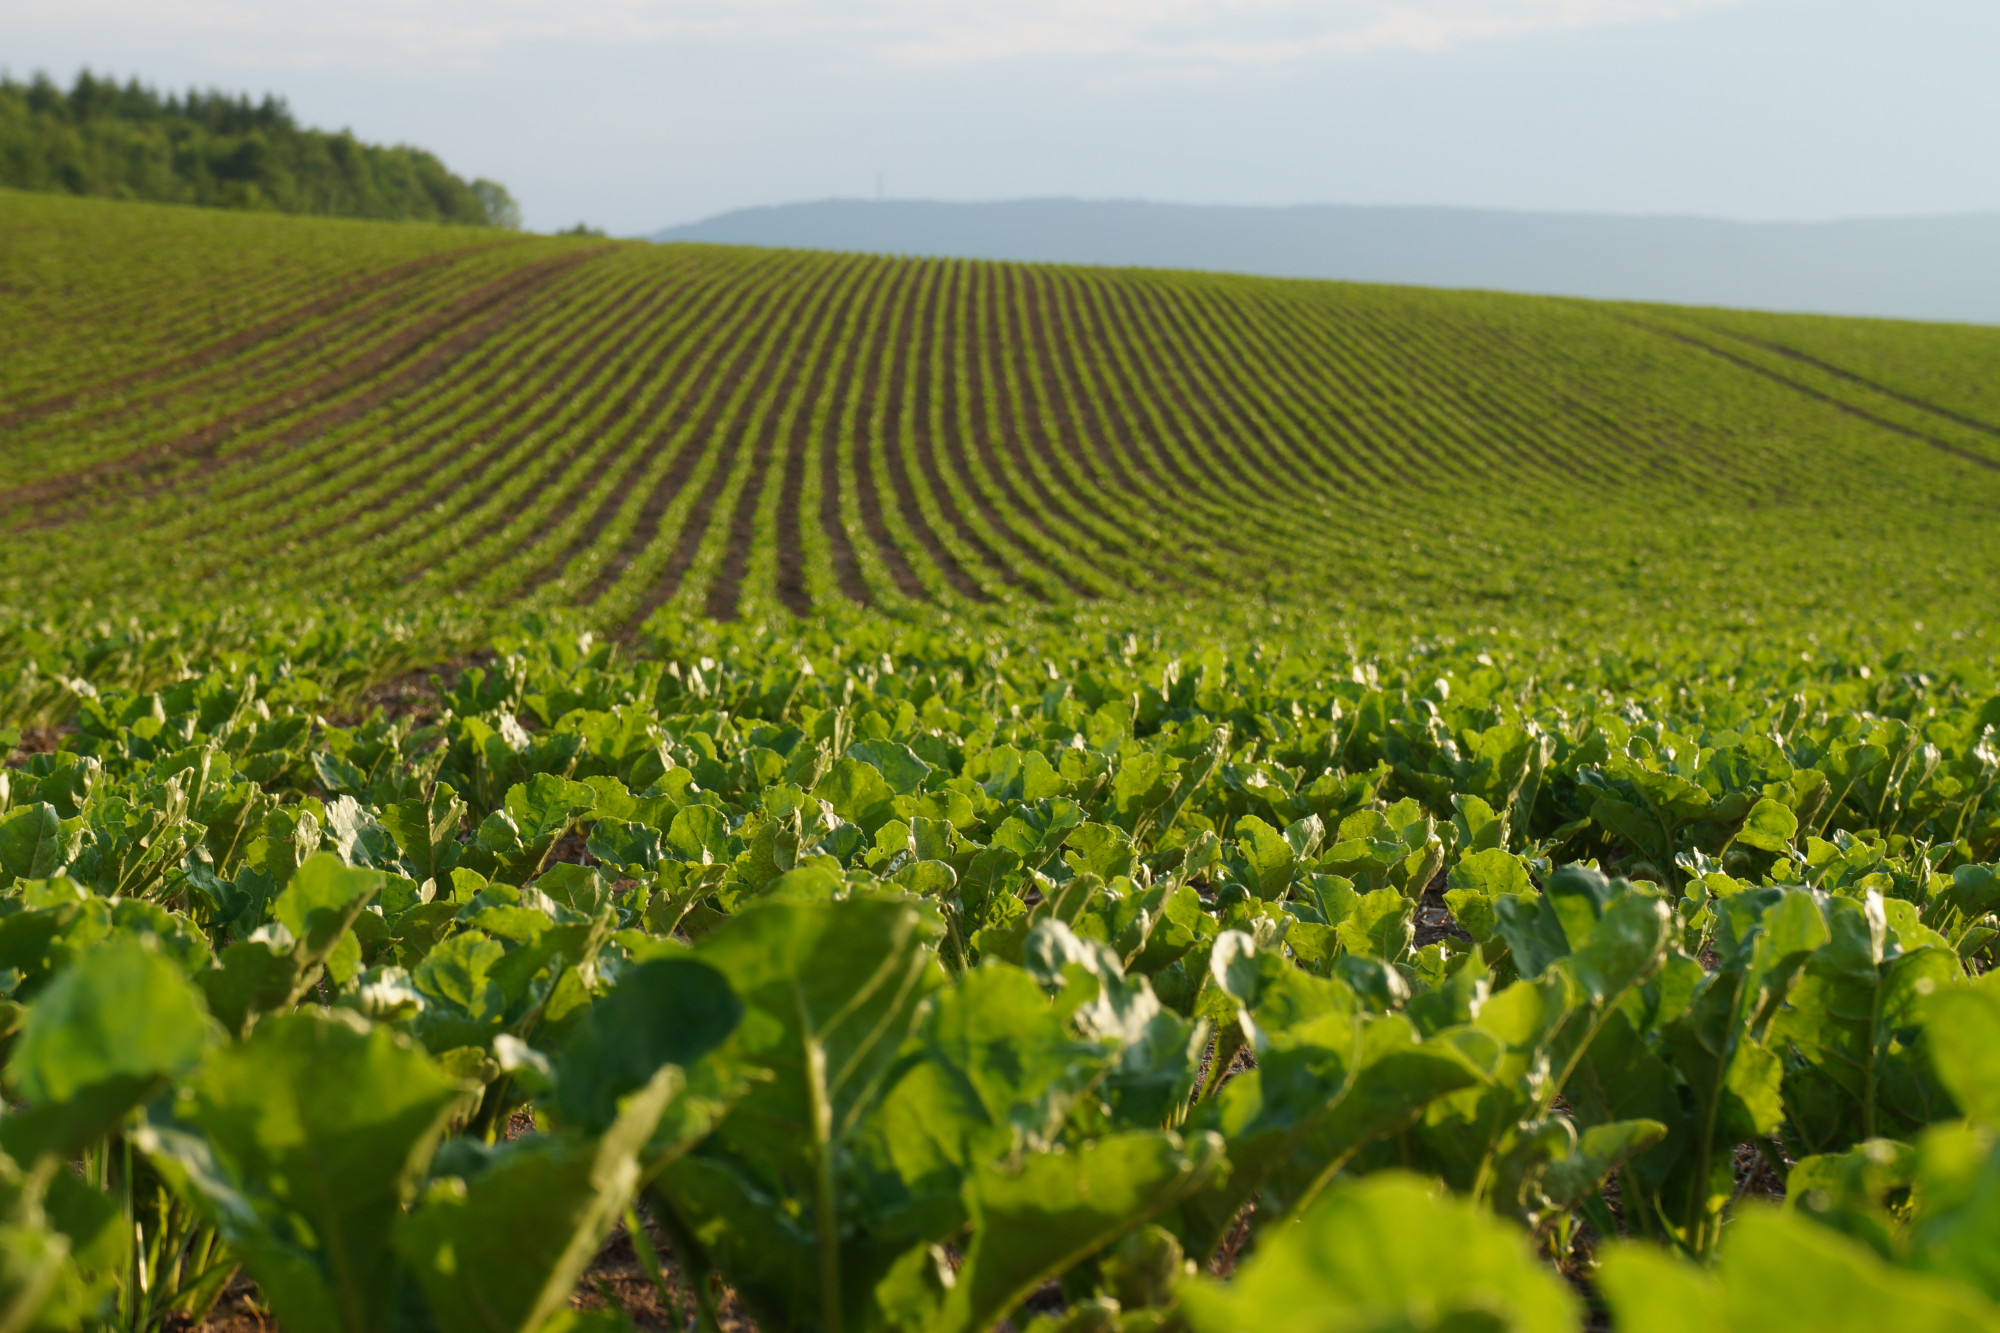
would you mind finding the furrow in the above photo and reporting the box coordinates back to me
[704,257,876,620]
[0,246,612,528]
[569,264,812,611]
[620,256,862,627]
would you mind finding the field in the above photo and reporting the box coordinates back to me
[7,188,2000,637]
[4,187,2000,1333]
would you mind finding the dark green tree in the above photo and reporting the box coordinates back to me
[0,69,516,226]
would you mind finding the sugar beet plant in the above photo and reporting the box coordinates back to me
[12,185,2000,1333]
[11,191,2000,637]
[0,609,1997,1333]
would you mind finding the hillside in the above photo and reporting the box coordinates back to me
[655,197,2000,324]
[8,190,2000,1333]
[5,186,2000,641]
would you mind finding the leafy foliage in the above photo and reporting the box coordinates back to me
[5,186,2000,1332]
[0,71,514,226]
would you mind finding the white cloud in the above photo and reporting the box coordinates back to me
[6,0,1747,76]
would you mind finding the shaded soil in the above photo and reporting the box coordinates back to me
[4,248,611,528]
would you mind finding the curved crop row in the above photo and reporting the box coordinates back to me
[8,193,2000,631]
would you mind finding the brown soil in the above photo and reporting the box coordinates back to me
[808,265,896,607]
[871,261,989,601]
[975,263,1147,579]
[4,725,76,762]
[1720,328,2000,440]
[626,259,852,626]
[946,263,1098,598]
[287,266,672,554]
[185,257,627,536]
[21,238,1905,619]
[512,271,748,598]
[1016,268,1135,501]
[1109,278,1316,501]
[704,260,874,620]
[357,274,698,579]
[0,243,515,432]
[772,256,894,615]
[577,265,810,612]
[831,261,931,603]
[1005,267,1203,582]
[3,248,611,528]
[905,261,1032,596]
[1624,317,2000,474]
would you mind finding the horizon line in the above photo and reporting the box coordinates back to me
[650,195,2000,238]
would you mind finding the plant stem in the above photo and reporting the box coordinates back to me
[804,1030,843,1333]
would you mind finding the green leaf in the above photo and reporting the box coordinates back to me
[1718,1205,2000,1332]
[1734,797,1799,854]
[1723,1038,1787,1140]
[536,863,614,917]
[1596,1241,1728,1333]
[868,962,1114,1200]
[3,937,211,1160]
[667,805,732,864]
[273,852,383,962]
[43,1165,128,1277]
[813,759,898,836]
[415,931,508,1014]
[1176,1007,1482,1259]
[845,740,932,796]
[1496,893,1570,980]
[1591,793,1669,867]
[0,804,69,884]
[1632,767,1712,831]
[1021,750,1070,801]
[198,938,305,1039]
[1448,847,1532,900]
[1178,1171,1579,1333]
[1928,987,2000,1124]
[1233,816,1297,901]
[550,956,742,1137]
[1334,887,1413,963]
[144,1010,467,1333]
[1452,794,1508,854]
[397,1066,681,1333]
[313,751,367,798]
[1541,864,1618,951]
[656,896,945,1333]
[1567,887,1672,1005]
[1064,823,1135,882]
[1784,1139,1917,1259]
[1907,1120,2000,1302]
[1537,1118,1668,1209]
[935,1131,1227,1333]
[507,775,599,844]
[324,796,398,871]
[586,817,662,873]
[380,783,466,883]
[478,777,597,882]
[0,1181,78,1333]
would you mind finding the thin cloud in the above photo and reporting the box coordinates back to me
[6,0,1747,76]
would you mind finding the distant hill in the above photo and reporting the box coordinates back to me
[654,198,2000,324]
[0,71,517,227]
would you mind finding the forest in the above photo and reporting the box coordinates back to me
[0,71,517,227]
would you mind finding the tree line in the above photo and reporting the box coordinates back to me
[0,70,520,227]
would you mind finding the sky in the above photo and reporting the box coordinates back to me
[3,0,1996,235]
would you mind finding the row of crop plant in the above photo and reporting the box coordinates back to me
[3,608,2000,1329]
[10,195,2000,632]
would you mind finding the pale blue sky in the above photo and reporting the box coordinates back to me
[3,0,1995,235]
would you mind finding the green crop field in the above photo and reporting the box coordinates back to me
[4,187,2000,1333]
